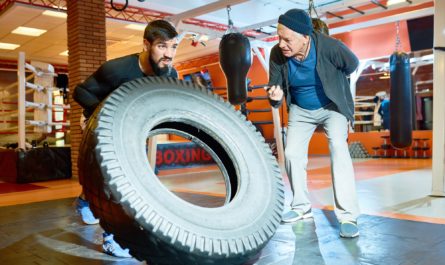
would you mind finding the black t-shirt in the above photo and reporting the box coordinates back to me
[73,53,178,117]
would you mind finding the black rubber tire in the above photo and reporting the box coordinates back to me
[79,77,284,265]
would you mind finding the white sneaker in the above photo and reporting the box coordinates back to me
[281,208,313,223]
[102,233,132,258]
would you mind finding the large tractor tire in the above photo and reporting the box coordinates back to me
[78,77,284,265]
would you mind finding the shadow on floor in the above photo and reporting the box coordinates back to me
[1,199,444,265]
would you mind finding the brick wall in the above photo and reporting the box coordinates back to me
[67,0,106,179]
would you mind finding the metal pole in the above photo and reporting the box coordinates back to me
[17,52,26,150]
[431,0,445,197]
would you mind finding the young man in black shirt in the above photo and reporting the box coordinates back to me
[73,19,179,257]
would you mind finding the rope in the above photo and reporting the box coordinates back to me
[0,108,34,118]
[1,88,34,100]
[0,124,33,132]
[0,110,19,118]
[26,120,70,127]
[0,74,35,92]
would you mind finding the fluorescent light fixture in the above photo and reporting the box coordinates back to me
[125,23,146,31]
[59,50,68,56]
[42,10,67,18]
[12,26,47,36]
[387,0,406,6]
[0,42,20,50]
[198,35,209,42]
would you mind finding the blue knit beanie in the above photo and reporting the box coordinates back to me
[278,9,313,35]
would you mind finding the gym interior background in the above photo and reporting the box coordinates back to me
[0,0,444,264]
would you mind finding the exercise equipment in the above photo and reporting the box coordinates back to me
[0,52,70,148]
[389,51,413,148]
[312,18,329,35]
[79,77,284,265]
[389,21,413,149]
[219,5,252,105]
[219,33,251,105]
[0,53,71,183]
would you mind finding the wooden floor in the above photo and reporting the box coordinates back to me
[1,157,444,264]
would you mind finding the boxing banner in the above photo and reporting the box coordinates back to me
[155,142,215,169]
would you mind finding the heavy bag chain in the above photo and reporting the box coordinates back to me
[308,0,319,18]
[308,0,330,35]
[225,5,236,34]
[395,21,402,52]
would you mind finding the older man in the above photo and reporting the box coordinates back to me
[266,9,360,238]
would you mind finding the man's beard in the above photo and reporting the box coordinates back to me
[150,57,172,76]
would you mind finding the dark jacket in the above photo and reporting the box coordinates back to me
[268,31,358,122]
[73,53,178,118]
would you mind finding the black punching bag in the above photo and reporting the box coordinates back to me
[312,18,329,35]
[219,33,251,105]
[389,52,413,148]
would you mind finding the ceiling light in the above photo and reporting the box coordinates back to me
[387,0,407,6]
[42,10,67,18]
[0,42,20,50]
[59,50,68,56]
[12,26,47,36]
[125,24,146,31]
[198,35,209,42]
[50,5,67,10]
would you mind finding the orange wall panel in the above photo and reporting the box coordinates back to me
[333,21,411,60]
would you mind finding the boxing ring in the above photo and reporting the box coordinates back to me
[0,52,70,149]
[0,52,72,183]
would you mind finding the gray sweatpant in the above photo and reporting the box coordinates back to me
[285,103,360,222]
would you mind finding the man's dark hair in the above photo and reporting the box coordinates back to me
[144,20,178,44]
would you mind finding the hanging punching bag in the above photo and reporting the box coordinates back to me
[219,33,251,105]
[389,51,413,148]
[312,18,329,35]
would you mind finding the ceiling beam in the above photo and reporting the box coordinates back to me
[175,23,224,39]
[234,1,388,37]
[237,19,277,34]
[167,0,250,26]
[325,0,431,24]
[330,6,433,34]
[316,0,375,13]
[235,0,432,41]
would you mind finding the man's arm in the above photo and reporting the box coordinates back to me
[268,46,285,108]
[73,75,102,118]
[331,39,359,75]
[73,63,115,118]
